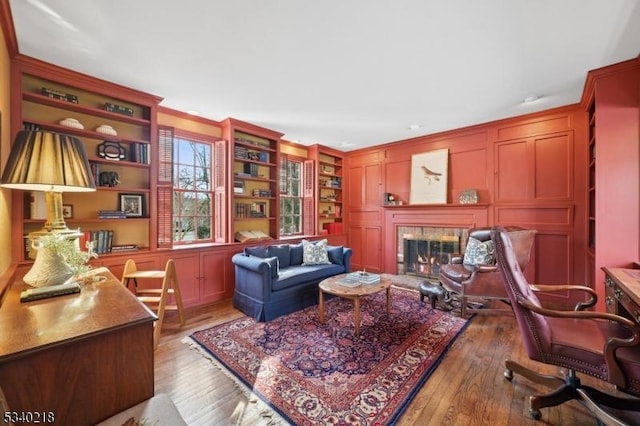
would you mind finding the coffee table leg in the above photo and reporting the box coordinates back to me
[386,287,391,313]
[319,289,325,323]
[354,297,361,336]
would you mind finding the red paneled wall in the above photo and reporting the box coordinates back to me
[345,57,640,311]
[346,106,586,307]
[589,59,640,310]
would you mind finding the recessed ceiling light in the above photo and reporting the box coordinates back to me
[407,124,423,131]
[522,95,542,104]
[186,110,200,115]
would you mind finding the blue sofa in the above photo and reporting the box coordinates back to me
[232,241,352,321]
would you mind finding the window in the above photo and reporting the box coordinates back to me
[279,157,303,236]
[173,135,213,243]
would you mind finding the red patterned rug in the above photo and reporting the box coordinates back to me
[187,287,470,425]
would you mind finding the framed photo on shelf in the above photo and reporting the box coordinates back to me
[62,204,73,219]
[119,193,145,217]
[234,179,245,194]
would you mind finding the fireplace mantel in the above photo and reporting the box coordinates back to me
[382,203,490,210]
[383,204,490,273]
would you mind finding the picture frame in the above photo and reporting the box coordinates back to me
[409,148,449,205]
[119,193,145,217]
[62,204,73,219]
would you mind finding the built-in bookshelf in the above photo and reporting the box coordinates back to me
[309,145,344,235]
[12,58,160,261]
[222,118,282,242]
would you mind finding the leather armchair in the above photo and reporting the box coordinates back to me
[492,226,640,424]
[439,226,536,317]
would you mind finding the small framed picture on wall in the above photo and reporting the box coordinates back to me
[62,204,73,219]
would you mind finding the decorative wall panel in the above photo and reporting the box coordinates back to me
[534,132,573,200]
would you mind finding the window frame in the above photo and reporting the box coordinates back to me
[279,155,305,236]
[171,129,216,245]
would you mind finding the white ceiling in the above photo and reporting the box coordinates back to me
[8,0,640,151]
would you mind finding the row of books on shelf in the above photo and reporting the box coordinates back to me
[243,162,260,177]
[320,205,342,216]
[234,145,269,162]
[97,210,127,219]
[40,87,79,104]
[252,189,272,197]
[319,177,341,188]
[234,137,271,149]
[235,201,267,218]
[23,122,42,131]
[103,102,134,117]
[129,142,150,164]
[233,183,273,198]
[78,229,139,254]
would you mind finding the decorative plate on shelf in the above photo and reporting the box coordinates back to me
[459,189,478,204]
[96,124,118,136]
[59,118,84,129]
[97,140,126,160]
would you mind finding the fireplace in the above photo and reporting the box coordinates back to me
[383,203,487,274]
[395,226,468,279]
[403,235,460,278]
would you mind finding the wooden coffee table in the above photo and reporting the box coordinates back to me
[318,274,392,336]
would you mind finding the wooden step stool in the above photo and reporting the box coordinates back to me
[121,259,185,349]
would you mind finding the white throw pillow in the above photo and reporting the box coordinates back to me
[463,237,494,265]
[302,239,331,265]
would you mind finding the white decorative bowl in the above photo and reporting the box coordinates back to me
[59,118,84,129]
[96,124,118,136]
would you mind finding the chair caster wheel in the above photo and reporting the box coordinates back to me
[504,369,513,381]
[529,408,542,420]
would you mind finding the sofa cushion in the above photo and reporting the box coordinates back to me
[245,246,267,258]
[272,264,345,291]
[302,239,331,265]
[463,237,494,265]
[268,244,291,268]
[290,243,304,266]
[327,246,343,265]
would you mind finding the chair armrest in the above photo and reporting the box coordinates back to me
[475,264,498,273]
[518,298,640,387]
[450,255,464,264]
[529,284,597,310]
[520,298,635,326]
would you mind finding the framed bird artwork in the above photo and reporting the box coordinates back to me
[409,148,448,204]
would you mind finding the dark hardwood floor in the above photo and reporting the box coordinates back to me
[154,296,636,425]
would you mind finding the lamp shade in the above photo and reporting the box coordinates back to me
[0,130,96,192]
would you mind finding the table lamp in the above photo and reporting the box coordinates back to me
[0,130,96,286]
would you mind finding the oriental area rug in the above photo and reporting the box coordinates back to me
[186,287,470,425]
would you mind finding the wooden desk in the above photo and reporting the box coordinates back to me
[603,267,640,324]
[0,267,157,425]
